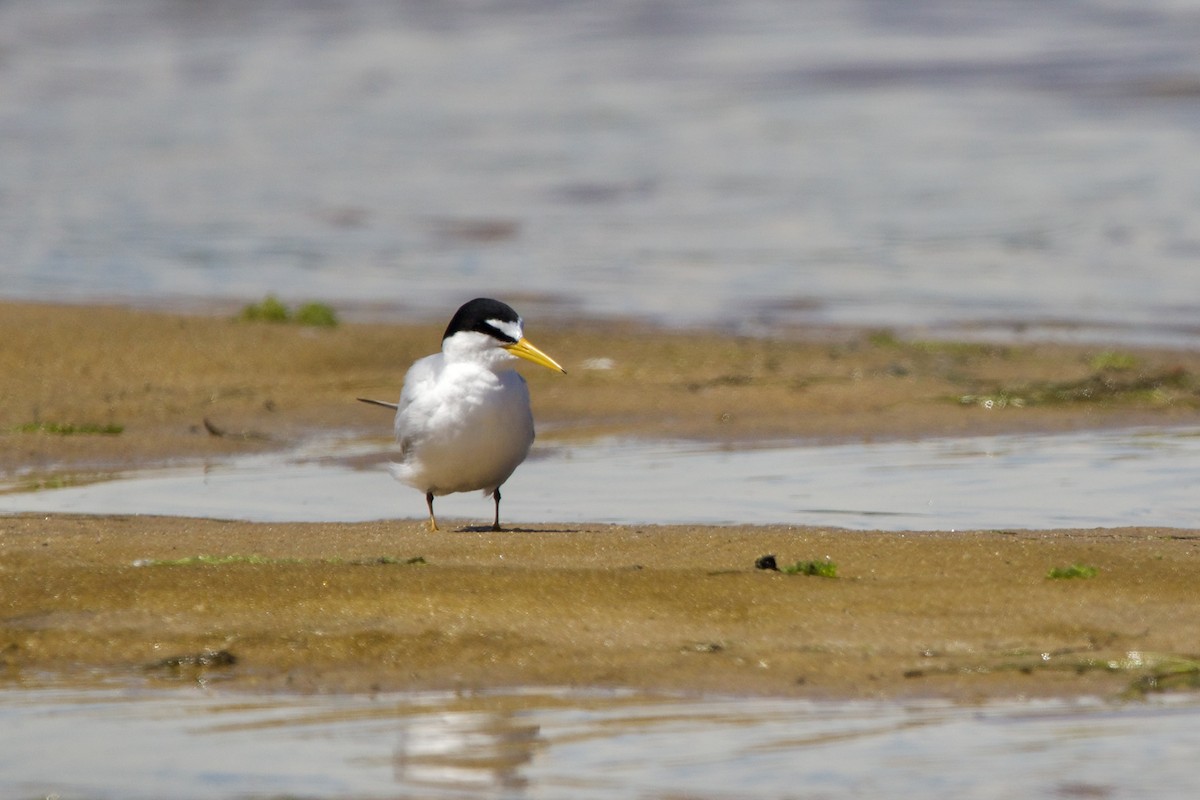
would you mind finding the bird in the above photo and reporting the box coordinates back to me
[358,298,565,531]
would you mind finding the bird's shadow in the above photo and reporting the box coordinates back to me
[453,525,584,534]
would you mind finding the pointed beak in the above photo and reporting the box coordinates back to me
[504,337,566,373]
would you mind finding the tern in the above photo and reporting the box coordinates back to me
[359,298,565,531]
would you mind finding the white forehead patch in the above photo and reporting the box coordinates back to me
[488,317,524,343]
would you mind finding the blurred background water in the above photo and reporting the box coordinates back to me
[4,0,1200,343]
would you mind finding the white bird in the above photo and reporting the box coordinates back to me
[359,298,565,531]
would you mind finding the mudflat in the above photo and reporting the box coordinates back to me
[3,515,1199,700]
[2,301,1200,700]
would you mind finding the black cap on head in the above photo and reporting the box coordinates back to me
[442,297,522,343]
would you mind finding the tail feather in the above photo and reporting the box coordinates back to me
[357,397,399,410]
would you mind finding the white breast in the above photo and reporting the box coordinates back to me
[390,355,534,496]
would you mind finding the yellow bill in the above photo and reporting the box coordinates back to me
[505,337,566,373]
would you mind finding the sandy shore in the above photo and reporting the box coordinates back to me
[3,301,1200,700]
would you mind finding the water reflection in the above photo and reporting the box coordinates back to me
[3,680,1200,799]
[391,708,541,793]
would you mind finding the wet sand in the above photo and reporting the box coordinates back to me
[3,301,1200,700]
[6,301,1200,477]
[4,515,1200,701]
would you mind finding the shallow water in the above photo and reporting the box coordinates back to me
[3,678,1199,800]
[4,1,1200,345]
[2,426,1198,530]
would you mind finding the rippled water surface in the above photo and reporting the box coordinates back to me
[4,680,1200,800]
[4,1,1200,344]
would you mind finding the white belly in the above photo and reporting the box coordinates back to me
[391,363,534,496]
